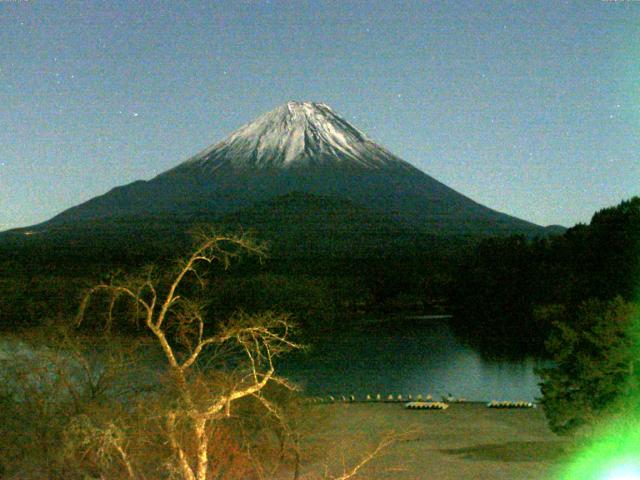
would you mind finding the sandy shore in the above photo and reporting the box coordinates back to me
[295,402,569,480]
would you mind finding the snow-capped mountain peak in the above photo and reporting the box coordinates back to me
[28,101,547,239]
[166,101,412,174]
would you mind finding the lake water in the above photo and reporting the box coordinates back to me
[277,317,544,402]
[0,317,544,403]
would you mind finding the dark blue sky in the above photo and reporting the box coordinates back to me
[2,0,638,229]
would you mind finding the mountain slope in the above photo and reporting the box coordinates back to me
[18,101,546,238]
[218,191,428,258]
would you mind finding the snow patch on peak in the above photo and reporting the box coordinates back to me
[167,102,414,174]
[285,100,330,112]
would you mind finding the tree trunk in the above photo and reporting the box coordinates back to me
[195,416,209,480]
[167,412,196,480]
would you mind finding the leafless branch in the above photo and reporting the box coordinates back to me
[329,432,401,480]
[71,230,304,480]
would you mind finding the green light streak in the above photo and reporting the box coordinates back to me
[602,464,640,480]
[555,416,640,479]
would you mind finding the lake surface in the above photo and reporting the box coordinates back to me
[277,317,544,402]
[0,317,544,403]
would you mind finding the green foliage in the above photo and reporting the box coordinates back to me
[537,297,640,435]
[575,196,640,300]
[450,196,640,357]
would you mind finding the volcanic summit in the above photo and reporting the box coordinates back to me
[164,101,413,172]
[21,101,546,239]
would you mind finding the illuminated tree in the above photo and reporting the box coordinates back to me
[77,229,302,480]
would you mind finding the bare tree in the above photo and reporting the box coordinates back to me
[77,230,302,480]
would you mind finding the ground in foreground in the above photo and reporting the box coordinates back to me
[296,402,568,480]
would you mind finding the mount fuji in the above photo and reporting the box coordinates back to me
[12,101,554,254]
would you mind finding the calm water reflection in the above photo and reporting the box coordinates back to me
[277,318,543,402]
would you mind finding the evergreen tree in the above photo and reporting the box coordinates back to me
[537,297,639,435]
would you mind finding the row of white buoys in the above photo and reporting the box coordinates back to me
[304,393,434,404]
[379,393,434,402]
[303,396,536,408]
[405,401,449,410]
[486,400,535,409]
